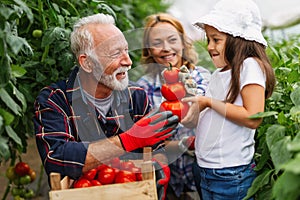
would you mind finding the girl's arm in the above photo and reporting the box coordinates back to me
[181,83,265,129]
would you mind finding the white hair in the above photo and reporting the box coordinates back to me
[70,13,115,58]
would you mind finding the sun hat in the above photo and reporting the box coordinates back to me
[194,0,267,46]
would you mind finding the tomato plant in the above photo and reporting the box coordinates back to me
[161,82,186,101]
[160,100,189,121]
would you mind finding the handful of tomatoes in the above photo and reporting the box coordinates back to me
[160,63,189,121]
[73,157,142,188]
[5,161,36,199]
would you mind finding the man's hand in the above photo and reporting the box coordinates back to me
[152,159,170,200]
[119,108,179,152]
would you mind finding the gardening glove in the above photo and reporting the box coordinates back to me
[152,158,170,200]
[178,65,197,96]
[118,108,179,152]
[178,136,195,156]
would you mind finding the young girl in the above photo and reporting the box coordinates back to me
[181,0,276,199]
[137,13,211,199]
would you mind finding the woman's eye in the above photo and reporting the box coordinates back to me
[169,37,177,43]
[152,42,162,47]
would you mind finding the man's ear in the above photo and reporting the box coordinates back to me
[79,54,92,73]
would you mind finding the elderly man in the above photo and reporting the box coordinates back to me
[33,13,178,199]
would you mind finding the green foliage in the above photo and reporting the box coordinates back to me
[0,0,169,165]
[243,34,300,200]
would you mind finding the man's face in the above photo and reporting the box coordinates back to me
[90,24,132,90]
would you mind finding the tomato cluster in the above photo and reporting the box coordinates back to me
[160,64,189,121]
[5,161,36,199]
[73,157,142,188]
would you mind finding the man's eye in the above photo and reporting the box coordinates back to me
[110,51,121,58]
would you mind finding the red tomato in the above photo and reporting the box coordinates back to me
[131,167,142,181]
[160,100,189,121]
[90,180,102,186]
[28,169,36,182]
[97,166,116,185]
[162,65,180,83]
[96,164,109,172]
[161,82,186,101]
[82,168,97,181]
[73,178,92,188]
[109,157,121,169]
[114,170,136,183]
[120,161,135,171]
[14,162,30,176]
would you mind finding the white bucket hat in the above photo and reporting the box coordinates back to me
[194,0,267,46]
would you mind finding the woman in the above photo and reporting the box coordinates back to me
[137,13,211,199]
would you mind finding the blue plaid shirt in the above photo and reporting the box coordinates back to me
[137,65,211,196]
[33,66,151,180]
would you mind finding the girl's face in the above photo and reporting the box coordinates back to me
[205,25,228,69]
[148,22,184,68]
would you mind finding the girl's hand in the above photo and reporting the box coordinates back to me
[181,96,210,128]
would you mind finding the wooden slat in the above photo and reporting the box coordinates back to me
[50,173,61,191]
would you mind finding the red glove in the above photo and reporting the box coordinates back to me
[119,108,179,152]
[152,159,170,200]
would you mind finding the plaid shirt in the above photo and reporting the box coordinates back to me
[137,65,211,196]
[33,66,150,180]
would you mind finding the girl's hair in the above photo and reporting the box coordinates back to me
[224,35,276,103]
[141,13,198,73]
[70,13,115,59]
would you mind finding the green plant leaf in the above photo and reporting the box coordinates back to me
[281,153,300,174]
[10,82,27,112]
[0,108,14,125]
[272,171,300,200]
[6,35,32,55]
[291,87,300,106]
[270,136,292,172]
[249,111,278,119]
[0,136,10,162]
[5,125,22,146]
[277,111,287,124]
[287,131,300,152]
[243,170,274,200]
[266,124,286,146]
[0,88,22,116]
[11,64,27,78]
[14,0,34,23]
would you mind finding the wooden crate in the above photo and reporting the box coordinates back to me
[49,147,157,200]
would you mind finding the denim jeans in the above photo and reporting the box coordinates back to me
[192,161,256,200]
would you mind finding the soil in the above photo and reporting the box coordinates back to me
[0,137,50,200]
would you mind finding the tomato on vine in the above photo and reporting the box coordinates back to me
[162,63,180,84]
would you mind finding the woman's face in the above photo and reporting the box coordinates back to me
[148,22,184,68]
[205,25,228,69]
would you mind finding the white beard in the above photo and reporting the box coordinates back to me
[99,67,129,91]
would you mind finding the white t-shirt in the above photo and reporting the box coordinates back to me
[195,57,266,168]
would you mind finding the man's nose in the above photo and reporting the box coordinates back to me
[120,51,132,66]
